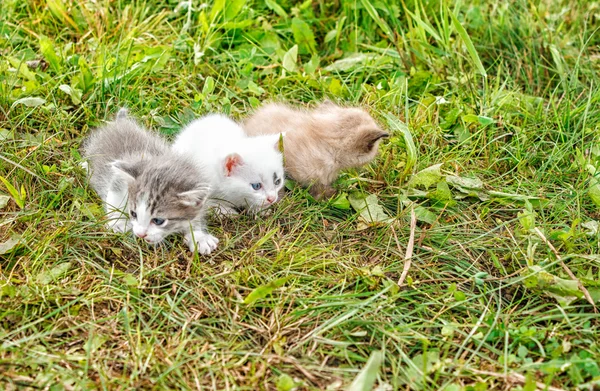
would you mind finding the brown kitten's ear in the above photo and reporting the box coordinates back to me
[361,129,389,152]
[318,99,336,109]
[223,153,244,176]
[178,188,209,208]
[111,160,142,182]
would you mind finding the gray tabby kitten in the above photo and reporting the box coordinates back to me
[82,109,218,254]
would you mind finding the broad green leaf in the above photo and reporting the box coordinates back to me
[589,181,600,207]
[477,115,494,126]
[405,351,441,387]
[39,36,62,72]
[291,17,316,54]
[276,374,295,391]
[328,77,343,96]
[58,84,82,105]
[202,77,215,96]
[383,113,417,178]
[427,180,455,206]
[7,56,37,82]
[0,195,9,209]
[282,45,298,72]
[349,193,393,224]
[265,0,287,18]
[78,57,95,93]
[517,204,535,231]
[521,266,586,306]
[347,350,383,391]
[449,11,486,77]
[210,0,226,20]
[11,97,46,108]
[414,205,437,224]
[331,192,350,210]
[244,276,290,305]
[224,0,246,21]
[446,174,484,191]
[36,261,72,284]
[0,235,21,255]
[407,163,443,189]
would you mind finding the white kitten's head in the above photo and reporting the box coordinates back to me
[218,135,284,211]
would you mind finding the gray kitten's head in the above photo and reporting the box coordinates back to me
[112,154,209,244]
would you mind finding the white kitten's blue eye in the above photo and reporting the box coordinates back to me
[152,218,166,226]
[130,211,137,219]
[251,183,262,190]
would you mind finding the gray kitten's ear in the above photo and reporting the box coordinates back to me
[111,160,142,182]
[116,108,129,120]
[223,153,244,176]
[177,188,209,208]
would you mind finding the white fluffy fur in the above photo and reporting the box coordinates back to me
[172,114,285,213]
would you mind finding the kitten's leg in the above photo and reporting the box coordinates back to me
[105,185,130,233]
[184,220,219,255]
[309,182,336,200]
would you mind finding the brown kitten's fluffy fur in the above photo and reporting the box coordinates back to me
[242,101,388,199]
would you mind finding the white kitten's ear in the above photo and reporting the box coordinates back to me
[178,188,209,208]
[111,160,141,183]
[273,133,286,153]
[223,153,244,176]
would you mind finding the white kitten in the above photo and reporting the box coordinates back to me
[172,114,285,213]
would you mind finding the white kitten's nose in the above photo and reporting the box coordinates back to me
[266,195,276,204]
[134,230,147,239]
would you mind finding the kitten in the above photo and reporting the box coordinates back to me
[82,109,218,255]
[172,114,285,214]
[242,100,388,199]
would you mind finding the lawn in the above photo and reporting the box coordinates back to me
[1,0,600,389]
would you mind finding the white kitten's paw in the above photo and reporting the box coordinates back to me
[186,232,219,255]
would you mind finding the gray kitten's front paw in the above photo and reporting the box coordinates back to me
[185,231,219,255]
[106,216,130,233]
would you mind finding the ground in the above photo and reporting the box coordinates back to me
[1,0,600,390]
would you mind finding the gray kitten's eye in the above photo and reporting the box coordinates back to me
[130,211,137,219]
[251,183,262,190]
[151,218,166,226]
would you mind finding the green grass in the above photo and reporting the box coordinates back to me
[1,0,600,389]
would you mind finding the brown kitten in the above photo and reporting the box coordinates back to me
[242,101,388,199]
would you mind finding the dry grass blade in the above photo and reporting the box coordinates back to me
[396,206,416,287]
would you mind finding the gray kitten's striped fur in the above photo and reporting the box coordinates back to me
[82,109,218,254]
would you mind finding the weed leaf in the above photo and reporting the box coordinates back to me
[349,193,393,224]
[382,113,417,178]
[265,0,287,18]
[36,262,72,284]
[11,97,46,108]
[408,164,443,190]
[282,45,298,72]
[244,276,290,305]
[0,235,21,255]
